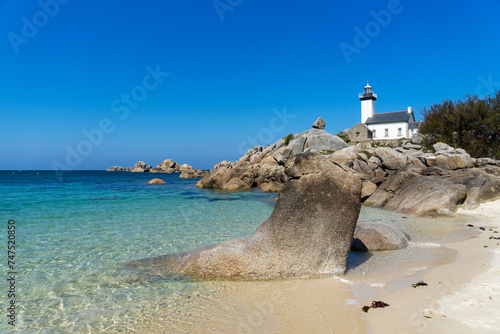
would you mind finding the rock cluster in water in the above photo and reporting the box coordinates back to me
[106,159,208,179]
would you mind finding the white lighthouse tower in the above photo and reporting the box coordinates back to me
[359,82,377,123]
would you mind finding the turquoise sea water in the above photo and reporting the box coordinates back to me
[1,171,279,333]
[0,171,475,333]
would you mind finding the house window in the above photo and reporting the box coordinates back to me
[356,132,360,138]
[410,129,414,135]
[373,129,376,138]
[398,128,402,136]
[384,128,389,137]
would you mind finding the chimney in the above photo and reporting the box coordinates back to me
[407,106,413,113]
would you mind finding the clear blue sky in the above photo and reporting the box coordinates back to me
[1,0,499,170]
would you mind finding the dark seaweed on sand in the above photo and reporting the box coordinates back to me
[362,301,390,312]
[412,281,428,288]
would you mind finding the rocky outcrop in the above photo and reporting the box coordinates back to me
[197,120,348,192]
[323,142,500,216]
[147,178,166,185]
[197,124,500,210]
[351,221,409,251]
[169,153,362,280]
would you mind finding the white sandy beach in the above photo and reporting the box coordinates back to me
[362,199,500,333]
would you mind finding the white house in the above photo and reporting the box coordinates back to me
[358,83,420,140]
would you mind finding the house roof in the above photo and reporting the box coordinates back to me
[365,111,412,125]
[409,121,421,129]
[352,123,372,132]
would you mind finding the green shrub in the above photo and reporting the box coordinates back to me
[420,91,500,159]
[283,133,294,146]
[338,134,350,143]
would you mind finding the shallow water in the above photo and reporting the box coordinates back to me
[0,171,477,333]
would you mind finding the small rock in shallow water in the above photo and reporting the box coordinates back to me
[148,178,166,184]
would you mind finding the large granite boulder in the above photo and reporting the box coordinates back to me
[161,159,179,170]
[444,168,500,209]
[377,166,424,193]
[195,167,239,189]
[363,189,393,207]
[329,146,359,165]
[303,128,348,152]
[179,170,209,179]
[384,176,467,216]
[411,132,424,144]
[131,161,147,172]
[424,154,473,170]
[361,181,377,201]
[255,163,286,192]
[170,153,362,279]
[433,142,455,154]
[351,221,409,251]
[223,178,252,191]
[374,147,408,170]
[284,129,347,155]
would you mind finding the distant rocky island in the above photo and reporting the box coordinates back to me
[106,159,208,179]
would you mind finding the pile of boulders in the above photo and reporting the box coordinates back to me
[196,118,347,192]
[196,118,500,217]
[330,142,500,216]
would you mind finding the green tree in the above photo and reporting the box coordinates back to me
[420,91,500,159]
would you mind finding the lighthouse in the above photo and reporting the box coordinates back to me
[359,82,377,123]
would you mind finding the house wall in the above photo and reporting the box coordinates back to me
[349,124,372,142]
[368,122,409,140]
[409,127,419,136]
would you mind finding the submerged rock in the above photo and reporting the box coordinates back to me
[147,178,165,184]
[351,221,409,251]
[169,153,362,280]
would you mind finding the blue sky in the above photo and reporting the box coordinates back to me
[1,0,499,170]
